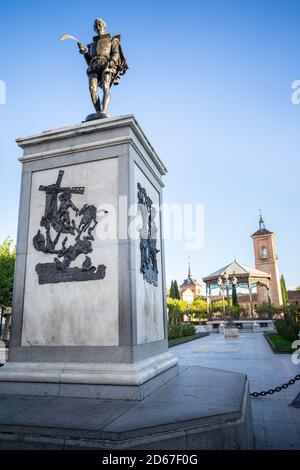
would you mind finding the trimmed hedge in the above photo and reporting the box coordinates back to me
[264,332,294,354]
[168,332,209,347]
[168,322,196,340]
[274,319,300,342]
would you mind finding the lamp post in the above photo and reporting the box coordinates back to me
[217,273,237,326]
[224,272,237,328]
[187,303,191,323]
[217,272,239,338]
[217,276,226,319]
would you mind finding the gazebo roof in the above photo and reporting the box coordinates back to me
[203,260,271,285]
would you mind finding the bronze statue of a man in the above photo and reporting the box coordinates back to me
[77,18,128,119]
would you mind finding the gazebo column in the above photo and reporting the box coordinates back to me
[206,285,212,321]
[221,286,226,319]
[267,284,273,319]
[248,282,254,319]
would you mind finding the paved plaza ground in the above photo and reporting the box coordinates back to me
[172,332,300,450]
[0,333,299,450]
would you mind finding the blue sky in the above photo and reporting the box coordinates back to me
[0,0,299,288]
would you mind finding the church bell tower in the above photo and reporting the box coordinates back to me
[251,214,283,307]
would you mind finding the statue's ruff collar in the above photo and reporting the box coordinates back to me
[93,33,111,40]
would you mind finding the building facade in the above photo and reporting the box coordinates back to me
[179,262,202,304]
[287,290,300,308]
[251,215,283,307]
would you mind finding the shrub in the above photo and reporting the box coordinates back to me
[255,301,271,318]
[167,298,187,324]
[211,299,228,313]
[0,238,16,308]
[181,322,196,337]
[168,322,196,340]
[190,298,207,316]
[231,305,246,320]
[274,319,300,342]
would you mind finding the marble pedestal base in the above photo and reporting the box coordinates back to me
[0,352,178,400]
[224,327,239,339]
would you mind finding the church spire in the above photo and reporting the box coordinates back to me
[259,209,265,231]
[188,257,191,278]
[251,211,273,238]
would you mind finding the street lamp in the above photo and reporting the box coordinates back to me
[223,272,237,328]
[217,273,237,326]
[186,303,191,323]
[217,276,226,319]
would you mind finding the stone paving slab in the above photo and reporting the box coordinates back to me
[0,396,137,436]
[0,395,56,421]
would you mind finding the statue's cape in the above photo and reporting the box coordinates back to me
[111,34,129,86]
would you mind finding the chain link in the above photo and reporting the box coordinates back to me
[251,374,300,398]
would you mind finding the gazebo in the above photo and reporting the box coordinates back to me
[203,260,271,318]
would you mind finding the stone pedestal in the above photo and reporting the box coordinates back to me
[224,327,239,339]
[0,114,255,450]
[0,115,178,399]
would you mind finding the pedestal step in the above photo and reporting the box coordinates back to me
[0,353,178,400]
[0,366,254,450]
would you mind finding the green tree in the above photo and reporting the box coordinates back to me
[169,280,175,298]
[211,299,228,313]
[275,306,300,341]
[280,275,288,305]
[190,298,207,314]
[296,286,300,291]
[281,303,299,321]
[231,305,245,320]
[173,280,181,300]
[190,298,207,319]
[167,298,187,324]
[0,238,16,308]
[255,301,270,318]
[232,284,239,307]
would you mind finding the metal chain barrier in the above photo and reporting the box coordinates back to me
[251,374,300,397]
